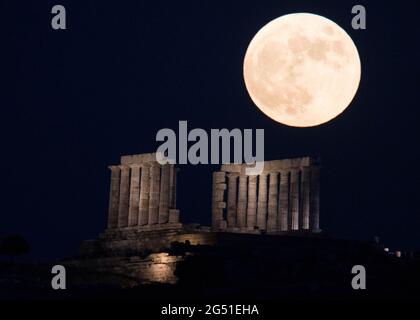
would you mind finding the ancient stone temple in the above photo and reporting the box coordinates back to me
[106,153,181,230]
[68,154,322,285]
[211,157,321,234]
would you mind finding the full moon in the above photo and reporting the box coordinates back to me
[243,13,361,127]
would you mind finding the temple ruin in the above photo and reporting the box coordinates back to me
[106,153,181,230]
[104,153,320,236]
[69,153,322,285]
[212,157,321,234]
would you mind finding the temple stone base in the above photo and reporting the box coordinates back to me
[214,227,322,235]
[77,224,214,258]
[65,229,325,287]
[104,222,183,235]
[65,253,185,285]
[66,153,324,287]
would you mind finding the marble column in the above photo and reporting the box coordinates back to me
[236,175,248,228]
[169,165,177,209]
[107,166,121,229]
[212,171,226,229]
[148,164,160,225]
[290,169,299,230]
[158,164,170,223]
[226,174,238,228]
[138,164,150,225]
[267,172,278,232]
[256,173,268,230]
[310,167,320,231]
[300,167,310,230]
[128,165,141,226]
[117,165,130,228]
[278,170,289,231]
[246,175,257,230]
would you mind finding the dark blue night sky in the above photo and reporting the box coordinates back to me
[1,0,419,260]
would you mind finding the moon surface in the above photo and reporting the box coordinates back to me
[243,13,361,127]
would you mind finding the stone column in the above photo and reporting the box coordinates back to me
[107,166,121,229]
[290,169,299,230]
[148,164,161,225]
[310,167,320,231]
[300,167,310,230]
[226,174,238,228]
[169,165,177,209]
[128,165,141,226]
[267,172,278,232]
[257,173,268,230]
[138,164,150,225]
[236,175,248,229]
[212,171,226,229]
[117,165,130,228]
[246,175,257,230]
[278,170,289,231]
[158,164,170,224]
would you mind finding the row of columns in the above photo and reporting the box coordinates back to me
[212,167,320,233]
[107,163,178,229]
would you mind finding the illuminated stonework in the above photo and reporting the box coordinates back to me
[69,153,322,285]
[107,153,180,230]
[212,157,321,233]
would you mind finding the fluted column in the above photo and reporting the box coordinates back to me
[138,164,150,225]
[148,164,161,225]
[169,165,177,208]
[310,167,320,231]
[117,165,130,228]
[246,175,257,230]
[227,174,238,228]
[267,172,278,232]
[278,170,289,231]
[158,164,170,223]
[236,175,248,229]
[128,165,141,226]
[107,166,121,229]
[257,173,268,230]
[301,167,310,230]
[290,169,299,230]
[212,171,226,229]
